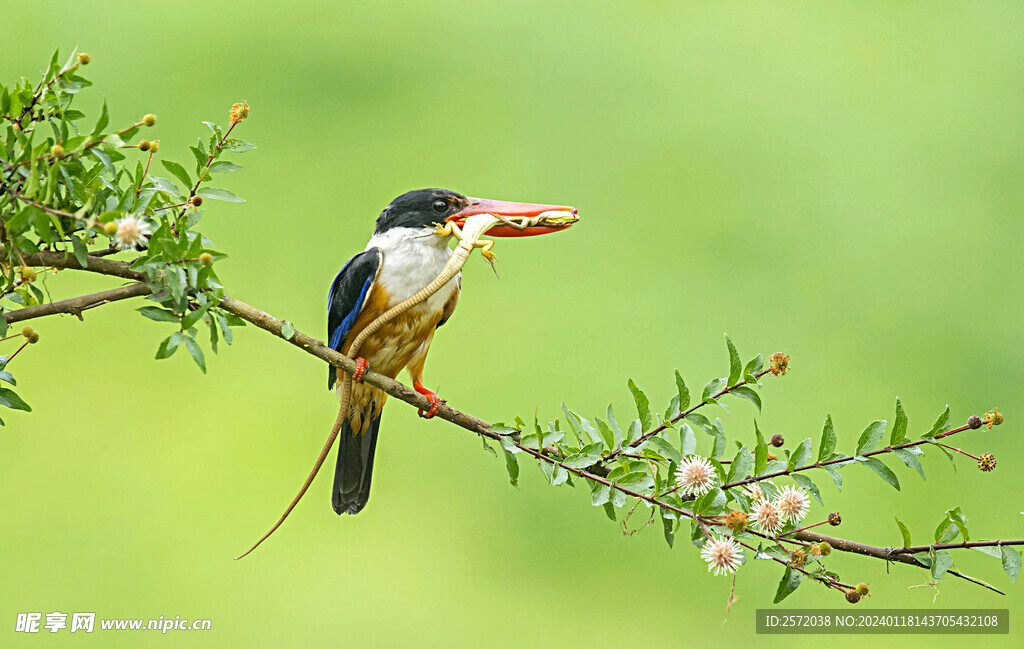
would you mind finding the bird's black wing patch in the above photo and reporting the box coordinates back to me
[327,248,382,389]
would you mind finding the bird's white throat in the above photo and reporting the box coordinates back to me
[365,227,457,305]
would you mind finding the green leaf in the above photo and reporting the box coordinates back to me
[893,447,926,480]
[572,411,601,447]
[946,507,969,542]
[603,502,616,521]
[754,421,768,475]
[788,438,813,470]
[773,567,802,603]
[744,353,764,376]
[675,370,690,412]
[183,337,206,373]
[934,514,959,544]
[0,371,16,386]
[281,321,295,340]
[71,236,89,268]
[91,101,109,136]
[679,422,696,456]
[223,139,256,153]
[822,465,843,490]
[817,415,836,462]
[857,456,900,490]
[855,420,887,455]
[502,448,519,487]
[1001,547,1021,583]
[562,443,604,469]
[161,160,192,191]
[0,387,31,412]
[155,332,187,359]
[725,447,754,484]
[181,302,214,331]
[209,160,243,173]
[702,377,727,403]
[694,487,727,515]
[790,473,822,505]
[626,379,652,432]
[661,508,676,548]
[922,405,950,439]
[972,546,1002,559]
[138,306,179,323]
[594,416,616,451]
[895,517,912,547]
[197,187,244,202]
[644,436,680,464]
[591,482,610,506]
[150,175,185,198]
[685,411,713,432]
[725,333,741,385]
[730,385,761,411]
[931,550,953,581]
[890,398,908,445]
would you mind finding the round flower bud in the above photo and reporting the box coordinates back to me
[18,266,36,283]
[846,591,861,604]
[790,548,807,568]
[190,196,203,207]
[21,326,35,338]
[103,222,118,236]
[768,352,791,376]
[770,434,784,447]
[50,144,64,157]
[230,101,250,124]
[148,140,159,153]
[143,114,157,127]
[855,582,871,597]
[77,53,91,65]
[827,512,842,526]
[968,415,982,429]
[817,542,832,557]
[199,252,213,266]
[138,140,151,152]
[978,452,996,472]
[27,331,40,344]
[724,509,748,532]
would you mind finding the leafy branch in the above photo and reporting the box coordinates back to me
[1,51,1020,609]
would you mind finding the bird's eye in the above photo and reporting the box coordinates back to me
[431,200,448,214]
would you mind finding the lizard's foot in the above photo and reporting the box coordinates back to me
[352,357,370,382]
[413,380,442,419]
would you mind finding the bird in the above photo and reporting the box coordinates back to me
[326,188,576,515]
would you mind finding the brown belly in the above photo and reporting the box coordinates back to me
[338,286,443,434]
[342,303,438,378]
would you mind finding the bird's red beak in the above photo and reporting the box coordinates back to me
[446,197,579,237]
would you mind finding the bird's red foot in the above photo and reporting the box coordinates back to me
[352,357,370,382]
[413,380,442,419]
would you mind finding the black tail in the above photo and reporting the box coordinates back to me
[332,412,382,515]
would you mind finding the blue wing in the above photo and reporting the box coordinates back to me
[327,248,382,389]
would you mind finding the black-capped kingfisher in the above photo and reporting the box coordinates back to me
[326,189,576,514]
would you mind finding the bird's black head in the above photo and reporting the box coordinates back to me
[374,188,470,235]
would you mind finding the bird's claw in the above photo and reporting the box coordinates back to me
[414,380,442,419]
[352,357,369,382]
[418,394,442,419]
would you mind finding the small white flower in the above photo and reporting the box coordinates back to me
[752,500,783,534]
[748,485,765,503]
[776,485,810,523]
[114,216,151,250]
[701,535,742,576]
[675,456,717,496]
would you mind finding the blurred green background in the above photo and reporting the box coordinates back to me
[1,1,1022,646]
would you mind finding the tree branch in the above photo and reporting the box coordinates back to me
[3,282,151,323]
[10,249,1018,594]
[22,250,145,281]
